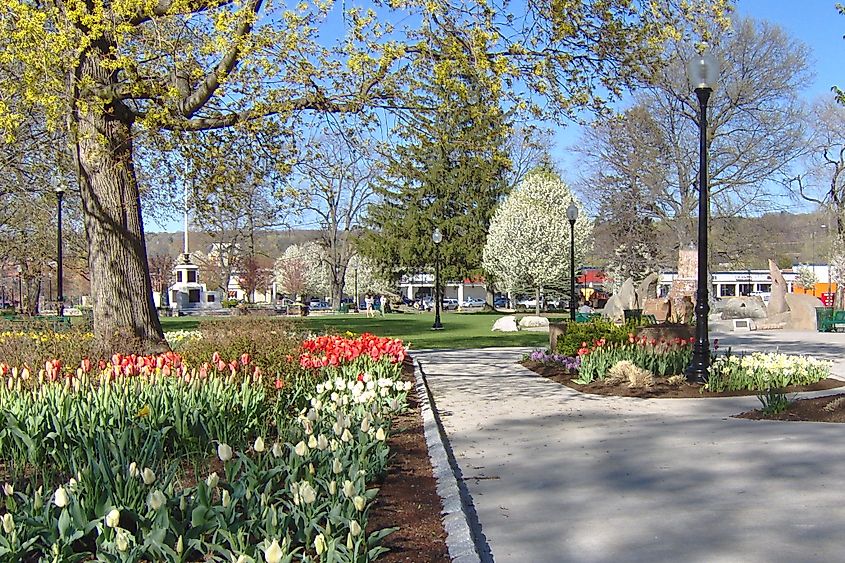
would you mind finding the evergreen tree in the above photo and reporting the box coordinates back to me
[360,62,510,289]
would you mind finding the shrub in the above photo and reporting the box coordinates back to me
[0,326,94,369]
[555,319,630,357]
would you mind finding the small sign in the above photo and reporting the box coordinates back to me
[822,293,835,307]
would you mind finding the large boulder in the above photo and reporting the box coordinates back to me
[784,293,824,331]
[617,278,637,310]
[519,315,550,328]
[718,296,768,320]
[602,295,625,323]
[767,259,789,316]
[636,273,659,310]
[492,315,519,332]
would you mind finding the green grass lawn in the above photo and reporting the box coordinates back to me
[161,312,559,350]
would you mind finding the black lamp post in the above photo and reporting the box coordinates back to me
[685,47,719,383]
[16,266,22,314]
[55,180,65,316]
[566,203,578,321]
[432,228,443,330]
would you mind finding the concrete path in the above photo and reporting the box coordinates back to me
[415,330,845,563]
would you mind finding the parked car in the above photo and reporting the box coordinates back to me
[442,298,460,311]
[308,300,331,310]
[461,296,486,308]
[493,296,510,308]
[516,297,538,308]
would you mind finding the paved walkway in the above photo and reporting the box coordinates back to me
[415,330,845,563]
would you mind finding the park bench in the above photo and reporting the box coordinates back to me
[831,310,845,332]
[575,312,602,323]
[816,307,836,332]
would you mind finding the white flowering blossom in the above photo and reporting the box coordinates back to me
[483,170,592,301]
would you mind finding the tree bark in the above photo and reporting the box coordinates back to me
[72,43,165,351]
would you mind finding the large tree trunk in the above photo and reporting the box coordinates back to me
[72,45,165,351]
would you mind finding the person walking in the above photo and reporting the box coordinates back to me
[365,294,375,318]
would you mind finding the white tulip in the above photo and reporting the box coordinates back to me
[349,519,362,536]
[329,480,337,495]
[264,539,283,563]
[300,481,317,504]
[294,441,308,457]
[206,472,219,489]
[33,486,42,510]
[353,495,366,511]
[148,490,166,511]
[3,483,12,496]
[341,428,352,443]
[53,486,69,508]
[218,443,233,462]
[128,462,139,479]
[332,458,343,475]
[307,435,318,449]
[176,535,184,554]
[375,427,386,441]
[142,468,156,485]
[314,533,326,555]
[342,480,354,498]
[116,530,129,552]
[254,436,265,453]
[222,489,231,508]
[317,434,329,450]
[235,555,248,563]
[361,418,370,433]
[105,509,120,528]
[2,513,14,534]
[271,442,283,457]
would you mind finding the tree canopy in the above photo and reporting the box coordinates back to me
[0,0,729,349]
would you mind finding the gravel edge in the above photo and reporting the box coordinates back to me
[414,358,491,563]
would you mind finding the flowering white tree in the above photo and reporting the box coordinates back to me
[483,169,592,314]
[345,254,395,300]
[273,242,329,302]
[795,265,819,291]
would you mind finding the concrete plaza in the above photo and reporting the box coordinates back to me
[416,329,845,562]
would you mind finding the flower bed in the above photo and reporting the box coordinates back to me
[0,328,412,561]
[574,334,693,384]
[706,352,831,392]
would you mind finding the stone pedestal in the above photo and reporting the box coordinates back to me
[669,247,697,301]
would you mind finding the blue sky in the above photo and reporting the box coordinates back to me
[149,1,845,231]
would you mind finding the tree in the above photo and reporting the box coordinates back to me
[345,254,394,301]
[791,97,845,307]
[147,254,174,307]
[294,129,379,308]
[577,17,811,264]
[359,57,510,293]
[237,255,271,304]
[795,265,818,293]
[0,0,727,349]
[483,169,592,315]
[141,129,294,294]
[274,243,328,302]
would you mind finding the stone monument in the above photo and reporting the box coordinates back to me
[767,259,789,316]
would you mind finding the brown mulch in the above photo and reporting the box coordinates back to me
[366,357,450,562]
[522,360,845,399]
[736,393,845,422]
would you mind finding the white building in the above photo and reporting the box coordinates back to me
[398,273,487,304]
[658,269,799,298]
